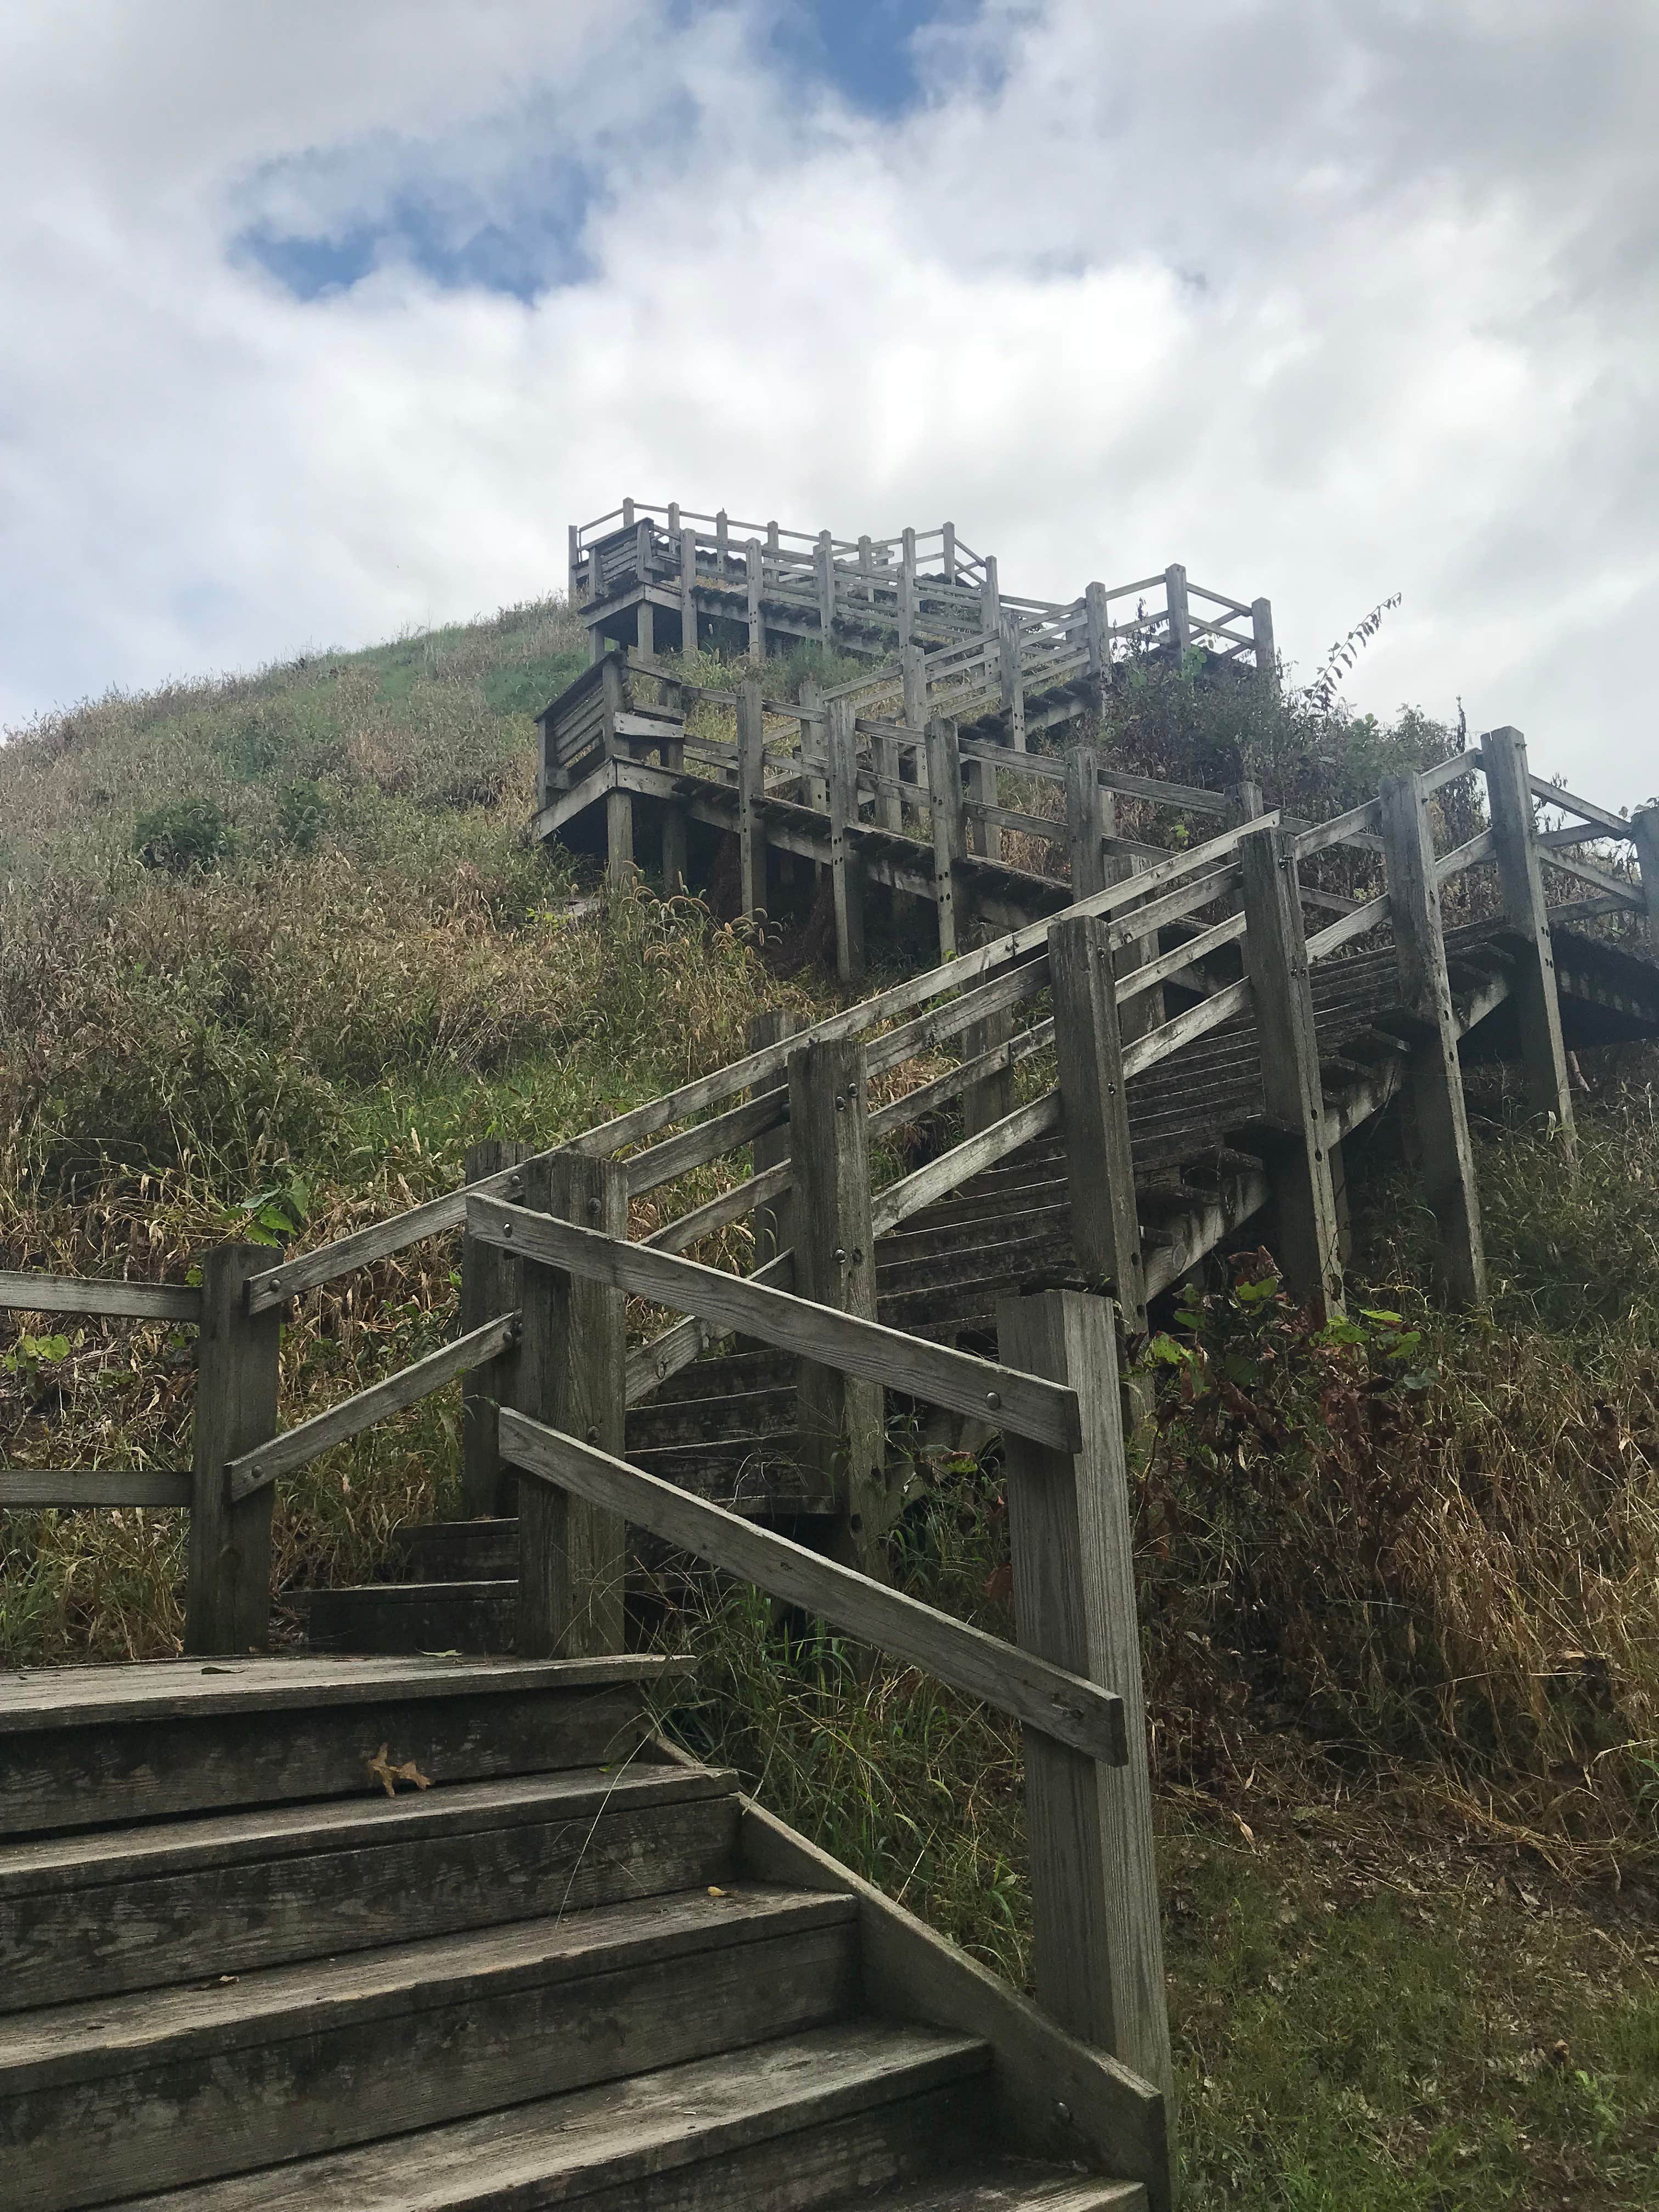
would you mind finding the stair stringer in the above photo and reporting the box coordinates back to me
[732,1791,1173,2212]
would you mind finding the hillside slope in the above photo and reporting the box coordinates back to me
[3,603,1658,2204]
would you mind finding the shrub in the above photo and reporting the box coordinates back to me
[132,797,237,874]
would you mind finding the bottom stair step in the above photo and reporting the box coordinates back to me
[112,2019,992,2210]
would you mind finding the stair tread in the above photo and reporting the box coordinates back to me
[108,2019,991,2211]
[0,1883,854,2089]
[0,1652,674,1735]
[0,1761,735,1894]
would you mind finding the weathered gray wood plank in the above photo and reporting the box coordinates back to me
[790,1038,888,1568]
[503,1413,1125,1764]
[1482,727,1576,1137]
[460,1137,527,1519]
[516,1155,627,1660]
[997,1293,1172,2121]
[1048,919,1144,1331]
[0,1469,191,1509]
[1238,831,1344,1319]
[185,1245,281,1655]
[0,1274,201,1322]
[1379,774,1487,1305]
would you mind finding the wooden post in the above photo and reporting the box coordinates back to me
[750,1011,795,1264]
[941,521,956,584]
[1164,565,1190,659]
[858,533,874,604]
[827,696,866,983]
[667,501,679,538]
[600,654,634,891]
[902,642,927,737]
[737,673,766,922]
[1047,918,1145,1333]
[715,508,730,567]
[1480,726,1575,1143]
[185,1245,282,1654]
[1085,582,1108,680]
[680,527,698,660]
[817,530,836,647]
[1065,744,1107,899]
[1000,610,1027,751]
[634,518,653,592]
[515,1152,628,1658]
[981,554,1001,636]
[746,538,764,660]
[1238,830,1345,1321]
[966,748,1000,863]
[460,1139,527,1519]
[899,527,917,650]
[996,1290,1173,2119]
[789,1040,888,1572]
[636,599,654,658]
[926,714,964,962]
[1635,806,1659,953]
[567,523,581,605]
[1099,795,1159,1047]
[1379,774,1487,1306]
[622,496,635,527]
[1251,597,1277,690]
[875,724,903,835]
[800,675,828,814]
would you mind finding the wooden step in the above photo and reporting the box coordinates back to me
[1,1886,859,2209]
[876,1230,1074,1300]
[0,1655,676,1838]
[306,1578,517,1655]
[108,2019,995,2211]
[403,1517,518,1581]
[646,1347,796,1404]
[0,1763,740,2011]
[627,1384,797,1449]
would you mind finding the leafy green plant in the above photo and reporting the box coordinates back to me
[275,777,330,851]
[132,797,237,874]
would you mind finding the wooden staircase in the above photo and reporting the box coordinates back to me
[0,1656,1154,2210]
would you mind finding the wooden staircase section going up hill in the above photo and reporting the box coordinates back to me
[305,908,1659,1660]
[1,1657,1160,2211]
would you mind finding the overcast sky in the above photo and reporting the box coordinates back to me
[2,2,1655,805]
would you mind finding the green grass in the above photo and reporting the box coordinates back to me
[1165,1801,1659,2209]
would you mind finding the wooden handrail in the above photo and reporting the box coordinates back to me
[225,1312,520,1503]
[501,1409,1127,1767]
[1527,773,1634,841]
[0,1467,193,1507]
[1306,892,1392,960]
[1436,828,1498,884]
[0,1273,201,1323]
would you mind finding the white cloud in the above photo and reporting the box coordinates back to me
[1,1,1655,809]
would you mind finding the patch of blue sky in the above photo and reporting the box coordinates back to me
[233,152,599,306]
[762,0,983,119]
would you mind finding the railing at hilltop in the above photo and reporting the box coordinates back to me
[566,495,1273,685]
